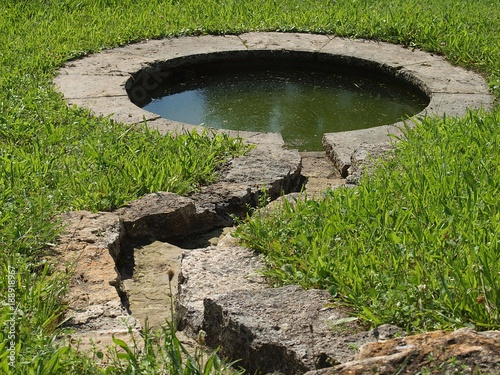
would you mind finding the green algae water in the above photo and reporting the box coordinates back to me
[141,63,428,151]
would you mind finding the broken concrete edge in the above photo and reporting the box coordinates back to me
[174,232,407,374]
[53,133,302,336]
[323,93,494,178]
[201,287,403,374]
[322,124,401,178]
[53,32,495,179]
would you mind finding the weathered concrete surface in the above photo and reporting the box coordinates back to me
[54,211,140,355]
[345,143,395,185]
[57,185,500,375]
[55,34,247,125]
[191,132,303,220]
[202,285,402,375]
[114,192,199,243]
[319,38,493,176]
[55,210,226,359]
[304,328,500,375]
[175,230,403,374]
[239,32,331,51]
[55,211,125,323]
[322,125,402,178]
[175,233,268,338]
[176,229,500,375]
[173,195,500,375]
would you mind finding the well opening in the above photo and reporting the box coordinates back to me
[126,50,429,151]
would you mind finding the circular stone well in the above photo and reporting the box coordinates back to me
[54,32,494,174]
[126,50,430,151]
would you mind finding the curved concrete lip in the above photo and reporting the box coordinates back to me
[54,32,494,175]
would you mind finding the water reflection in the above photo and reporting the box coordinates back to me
[144,69,427,151]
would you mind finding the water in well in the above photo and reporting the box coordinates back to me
[139,61,428,151]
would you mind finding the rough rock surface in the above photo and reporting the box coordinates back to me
[55,132,302,354]
[345,143,395,184]
[175,233,268,337]
[115,192,198,243]
[114,134,302,244]
[304,328,500,374]
[175,202,500,375]
[54,211,140,353]
[322,125,401,178]
[191,132,303,220]
[202,285,402,375]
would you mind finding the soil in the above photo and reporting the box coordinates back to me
[299,151,345,196]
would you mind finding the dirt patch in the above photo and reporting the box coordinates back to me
[300,152,345,196]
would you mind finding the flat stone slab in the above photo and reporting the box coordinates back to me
[54,32,494,176]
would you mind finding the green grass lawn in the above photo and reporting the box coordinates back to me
[1,0,499,373]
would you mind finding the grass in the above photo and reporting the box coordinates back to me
[101,322,242,375]
[0,0,499,373]
[236,110,500,332]
[99,275,243,375]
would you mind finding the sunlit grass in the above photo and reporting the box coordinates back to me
[236,109,500,332]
